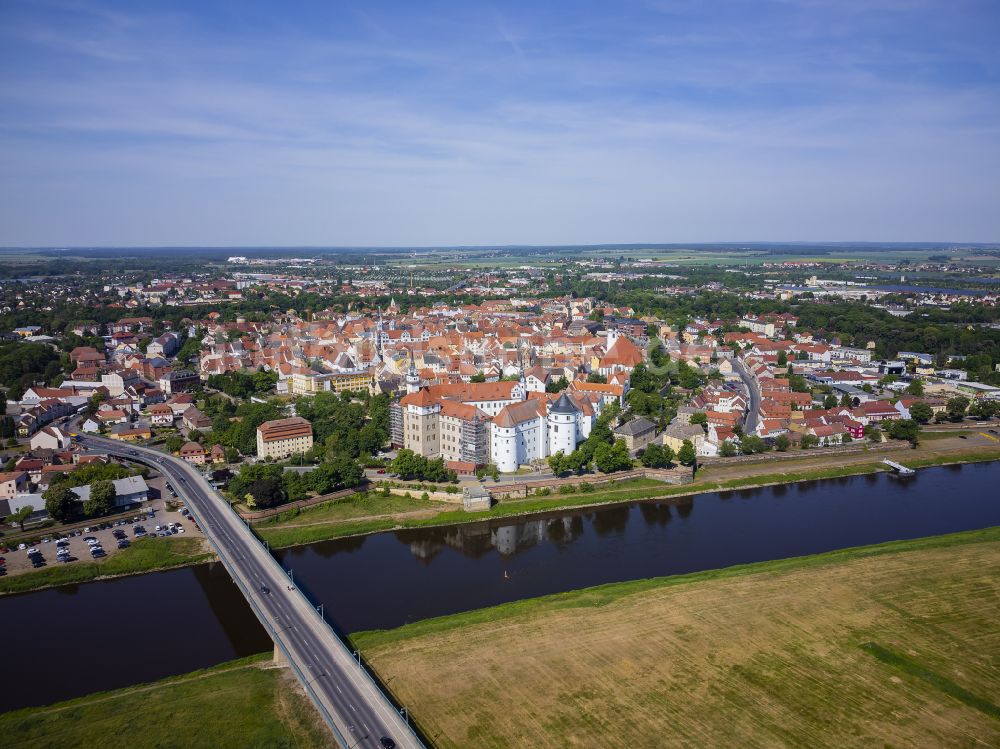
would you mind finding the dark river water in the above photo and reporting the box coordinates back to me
[3,462,998,713]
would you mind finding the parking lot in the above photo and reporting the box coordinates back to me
[2,497,205,578]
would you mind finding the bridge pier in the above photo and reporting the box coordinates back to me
[273,642,288,666]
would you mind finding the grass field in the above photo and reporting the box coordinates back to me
[0,537,213,596]
[0,654,329,749]
[354,526,1000,748]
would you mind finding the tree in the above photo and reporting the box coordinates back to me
[677,440,697,466]
[909,401,933,424]
[800,434,819,449]
[640,443,674,467]
[718,441,737,457]
[547,452,566,475]
[946,396,970,422]
[885,418,920,446]
[44,484,78,522]
[83,479,116,517]
[689,411,708,428]
[470,371,486,383]
[774,433,791,452]
[594,439,632,473]
[545,376,569,393]
[586,372,607,384]
[165,434,185,453]
[777,349,787,366]
[248,477,285,509]
[905,379,925,396]
[969,399,998,419]
[740,434,769,454]
[865,424,882,442]
[11,505,33,531]
[822,394,839,410]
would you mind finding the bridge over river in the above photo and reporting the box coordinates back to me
[79,435,423,749]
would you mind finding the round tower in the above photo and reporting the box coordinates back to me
[547,392,579,457]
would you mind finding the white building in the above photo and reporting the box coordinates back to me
[491,392,593,473]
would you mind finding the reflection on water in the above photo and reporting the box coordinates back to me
[282,463,1000,635]
[4,462,999,713]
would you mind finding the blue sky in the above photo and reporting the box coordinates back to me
[1,0,998,246]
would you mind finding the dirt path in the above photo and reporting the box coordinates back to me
[702,432,999,482]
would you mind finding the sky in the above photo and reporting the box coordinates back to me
[1,0,998,247]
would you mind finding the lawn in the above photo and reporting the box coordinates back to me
[0,537,213,595]
[255,479,674,548]
[0,654,329,749]
[255,491,442,527]
[354,526,1000,748]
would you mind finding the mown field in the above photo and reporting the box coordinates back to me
[0,654,328,749]
[355,526,1000,748]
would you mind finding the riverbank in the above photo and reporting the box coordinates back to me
[0,537,214,596]
[352,525,1000,748]
[3,433,997,596]
[0,653,329,748]
[255,432,1000,548]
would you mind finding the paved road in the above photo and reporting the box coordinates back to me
[80,435,422,749]
[732,358,761,434]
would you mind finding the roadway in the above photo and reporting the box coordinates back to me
[79,434,422,749]
[732,358,761,435]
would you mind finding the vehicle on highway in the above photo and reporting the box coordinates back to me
[380,737,396,749]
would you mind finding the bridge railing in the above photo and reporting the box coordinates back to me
[214,472,427,748]
[109,442,426,748]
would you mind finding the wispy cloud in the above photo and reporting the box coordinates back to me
[0,0,997,245]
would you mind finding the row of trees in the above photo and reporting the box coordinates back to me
[41,479,117,522]
[229,456,365,509]
[390,450,458,483]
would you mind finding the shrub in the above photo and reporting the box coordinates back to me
[559,484,576,495]
[579,482,594,493]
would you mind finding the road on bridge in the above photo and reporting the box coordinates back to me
[80,434,422,749]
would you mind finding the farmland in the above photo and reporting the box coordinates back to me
[355,526,1000,748]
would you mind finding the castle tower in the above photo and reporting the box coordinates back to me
[547,392,580,457]
[406,350,421,394]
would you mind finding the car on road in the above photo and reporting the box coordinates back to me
[380,737,396,749]
[376,468,386,474]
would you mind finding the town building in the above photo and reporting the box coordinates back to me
[256,416,314,460]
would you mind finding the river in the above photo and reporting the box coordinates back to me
[3,462,998,713]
